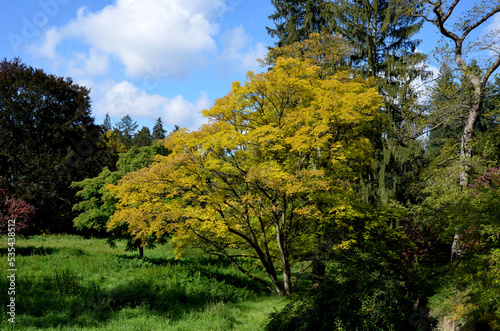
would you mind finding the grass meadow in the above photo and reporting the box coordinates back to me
[0,235,286,330]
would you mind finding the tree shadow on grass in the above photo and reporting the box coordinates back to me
[0,246,58,256]
[0,256,267,329]
[114,254,266,294]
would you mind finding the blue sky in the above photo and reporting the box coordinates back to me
[1,0,499,133]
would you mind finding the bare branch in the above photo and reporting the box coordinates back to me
[482,54,500,88]
[443,0,461,23]
[463,5,500,38]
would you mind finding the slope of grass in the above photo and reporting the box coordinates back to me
[0,235,286,330]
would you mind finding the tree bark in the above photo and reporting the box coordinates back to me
[138,246,144,259]
[312,258,325,288]
[459,94,481,187]
[276,221,292,295]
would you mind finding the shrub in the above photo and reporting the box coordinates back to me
[0,177,36,234]
[267,250,416,331]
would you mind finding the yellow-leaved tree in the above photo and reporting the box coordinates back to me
[107,55,381,295]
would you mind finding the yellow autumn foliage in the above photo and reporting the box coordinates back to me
[107,54,382,295]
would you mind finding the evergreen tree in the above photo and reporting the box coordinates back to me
[267,0,428,205]
[425,63,463,160]
[134,126,152,147]
[328,0,423,76]
[267,0,426,130]
[113,114,138,146]
[267,0,332,47]
[152,117,166,140]
[103,113,112,131]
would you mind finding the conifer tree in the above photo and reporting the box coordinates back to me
[152,117,166,140]
[134,126,152,147]
[267,0,428,205]
[113,114,138,146]
[267,0,332,47]
[103,113,112,131]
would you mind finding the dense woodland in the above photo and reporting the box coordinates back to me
[1,0,500,329]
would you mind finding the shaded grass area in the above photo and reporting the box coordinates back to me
[0,235,286,330]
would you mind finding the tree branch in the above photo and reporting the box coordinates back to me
[189,226,276,293]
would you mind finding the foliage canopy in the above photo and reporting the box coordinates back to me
[108,56,382,295]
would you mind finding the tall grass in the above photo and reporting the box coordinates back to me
[0,235,286,330]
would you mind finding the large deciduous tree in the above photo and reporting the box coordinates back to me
[107,56,382,295]
[417,0,500,259]
[418,0,500,186]
[0,58,110,233]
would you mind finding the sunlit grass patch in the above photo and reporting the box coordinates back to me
[0,235,285,330]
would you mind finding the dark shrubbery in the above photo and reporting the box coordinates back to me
[267,253,416,330]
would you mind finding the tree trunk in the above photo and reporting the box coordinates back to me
[275,222,292,295]
[312,258,325,288]
[451,90,481,261]
[458,97,481,188]
[268,263,286,295]
[138,246,144,259]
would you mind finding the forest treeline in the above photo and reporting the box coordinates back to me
[1,0,500,329]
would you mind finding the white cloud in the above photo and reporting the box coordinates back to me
[219,26,268,74]
[31,27,62,59]
[66,48,109,78]
[32,0,224,78]
[484,13,500,55]
[24,0,266,131]
[96,81,209,130]
[485,11,500,32]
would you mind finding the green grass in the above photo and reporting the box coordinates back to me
[0,235,286,330]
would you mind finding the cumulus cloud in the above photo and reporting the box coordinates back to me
[219,26,267,74]
[66,48,110,78]
[31,27,62,59]
[96,81,209,130]
[25,0,266,130]
[32,0,224,78]
[484,13,500,55]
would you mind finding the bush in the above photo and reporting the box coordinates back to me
[267,224,422,331]
[267,260,415,330]
[0,177,35,234]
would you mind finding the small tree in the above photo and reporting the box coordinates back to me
[152,117,166,140]
[113,114,138,146]
[103,113,112,131]
[134,126,152,147]
[71,142,170,257]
